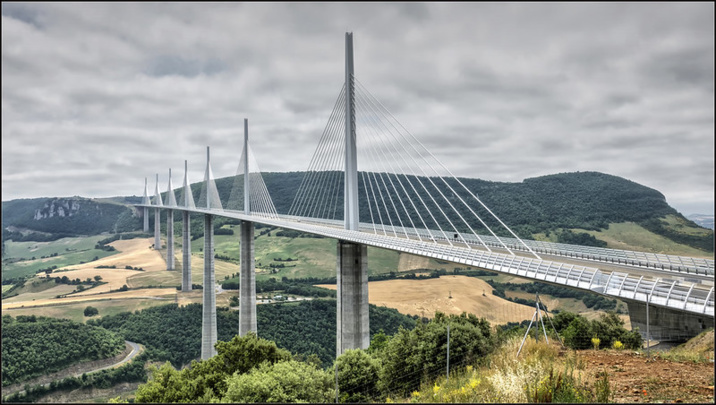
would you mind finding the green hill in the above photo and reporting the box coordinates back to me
[1,197,141,244]
[2,172,712,254]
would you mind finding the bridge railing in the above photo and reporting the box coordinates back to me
[362,222,714,276]
[135,205,715,317]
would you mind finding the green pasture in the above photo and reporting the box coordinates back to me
[2,236,119,281]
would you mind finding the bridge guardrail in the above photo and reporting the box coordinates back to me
[135,205,715,317]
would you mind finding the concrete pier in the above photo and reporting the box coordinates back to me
[182,211,191,291]
[166,210,174,270]
[154,208,161,250]
[201,214,217,359]
[625,299,713,342]
[336,240,369,356]
[239,221,257,335]
[143,208,149,232]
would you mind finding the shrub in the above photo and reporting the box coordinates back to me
[84,306,99,317]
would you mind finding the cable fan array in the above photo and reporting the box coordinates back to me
[289,77,539,259]
[225,143,279,219]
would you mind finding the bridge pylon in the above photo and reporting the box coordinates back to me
[142,177,149,232]
[153,173,163,251]
[166,168,177,271]
[239,118,257,336]
[201,147,218,360]
[181,160,194,292]
[337,32,369,356]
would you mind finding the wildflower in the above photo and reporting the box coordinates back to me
[466,365,473,373]
[411,391,420,398]
[469,378,480,389]
[643,389,648,396]
[433,383,441,396]
[386,397,393,403]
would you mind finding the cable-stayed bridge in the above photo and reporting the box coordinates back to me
[135,33,714,360]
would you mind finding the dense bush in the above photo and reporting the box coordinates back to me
[1,315,124,386]
[89,300,416,368]
[378,312,494,397]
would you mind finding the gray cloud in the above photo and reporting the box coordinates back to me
[1,3,713,216]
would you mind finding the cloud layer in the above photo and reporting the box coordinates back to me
[2,3,713,215]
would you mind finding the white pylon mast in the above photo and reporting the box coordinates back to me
[344,32,359,231]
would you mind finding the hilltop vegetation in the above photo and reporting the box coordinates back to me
[1,315,125,386]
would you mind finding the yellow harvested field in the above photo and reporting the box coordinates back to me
[53,238,166,295]
[1,238,179,310]
[1,288,177,309]
[319,275,536,325]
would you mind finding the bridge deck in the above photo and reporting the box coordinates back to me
[136,204,715,318]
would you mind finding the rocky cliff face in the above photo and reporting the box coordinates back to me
[33,198,87,220]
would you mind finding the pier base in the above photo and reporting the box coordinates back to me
[239,221,257,335]
[336,241,369,356]
[201,214,217,359]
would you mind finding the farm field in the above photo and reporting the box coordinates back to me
[319,275,538,325]
[2,235,121,280]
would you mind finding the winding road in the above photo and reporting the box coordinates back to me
[2,341,144,399]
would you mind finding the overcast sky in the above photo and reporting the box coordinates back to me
[2,3,714,215]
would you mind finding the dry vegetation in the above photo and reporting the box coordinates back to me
[319,275,537,324]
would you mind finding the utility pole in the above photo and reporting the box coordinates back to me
[446,323,450,381]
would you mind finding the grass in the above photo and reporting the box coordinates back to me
[654,329,714,363]
[575,222,712,257]
[189,225,419,281]
[2,298,176,323]
[2,279,77,302]
[532,220,713,258]
[2,235,108,260]
[404,337,601,404]
[2,284,15,293]
[660,214,713,236]
[2,236,120,280]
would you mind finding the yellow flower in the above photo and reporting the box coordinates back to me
[466,365,473,373]
[411,391,420,398]
[386,397,393,403]
[433,383,441,395]
[469,378,480,389]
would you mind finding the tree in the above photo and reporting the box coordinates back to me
[84,306,99,317]
[223,360,334,403]
[378,312,493,397]
[561,316,593,350]
[94,275,102,282]
[134,333,292,403]
[335,349,381,403]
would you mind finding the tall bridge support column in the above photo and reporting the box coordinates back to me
[182,211,192,291]
[202,214,217,359]
[154,208,161,250]
[337,240,369,356]
[625,299,713,343]
[239,221,257,335]
[166,210,175,270]
[143,208,149,232]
